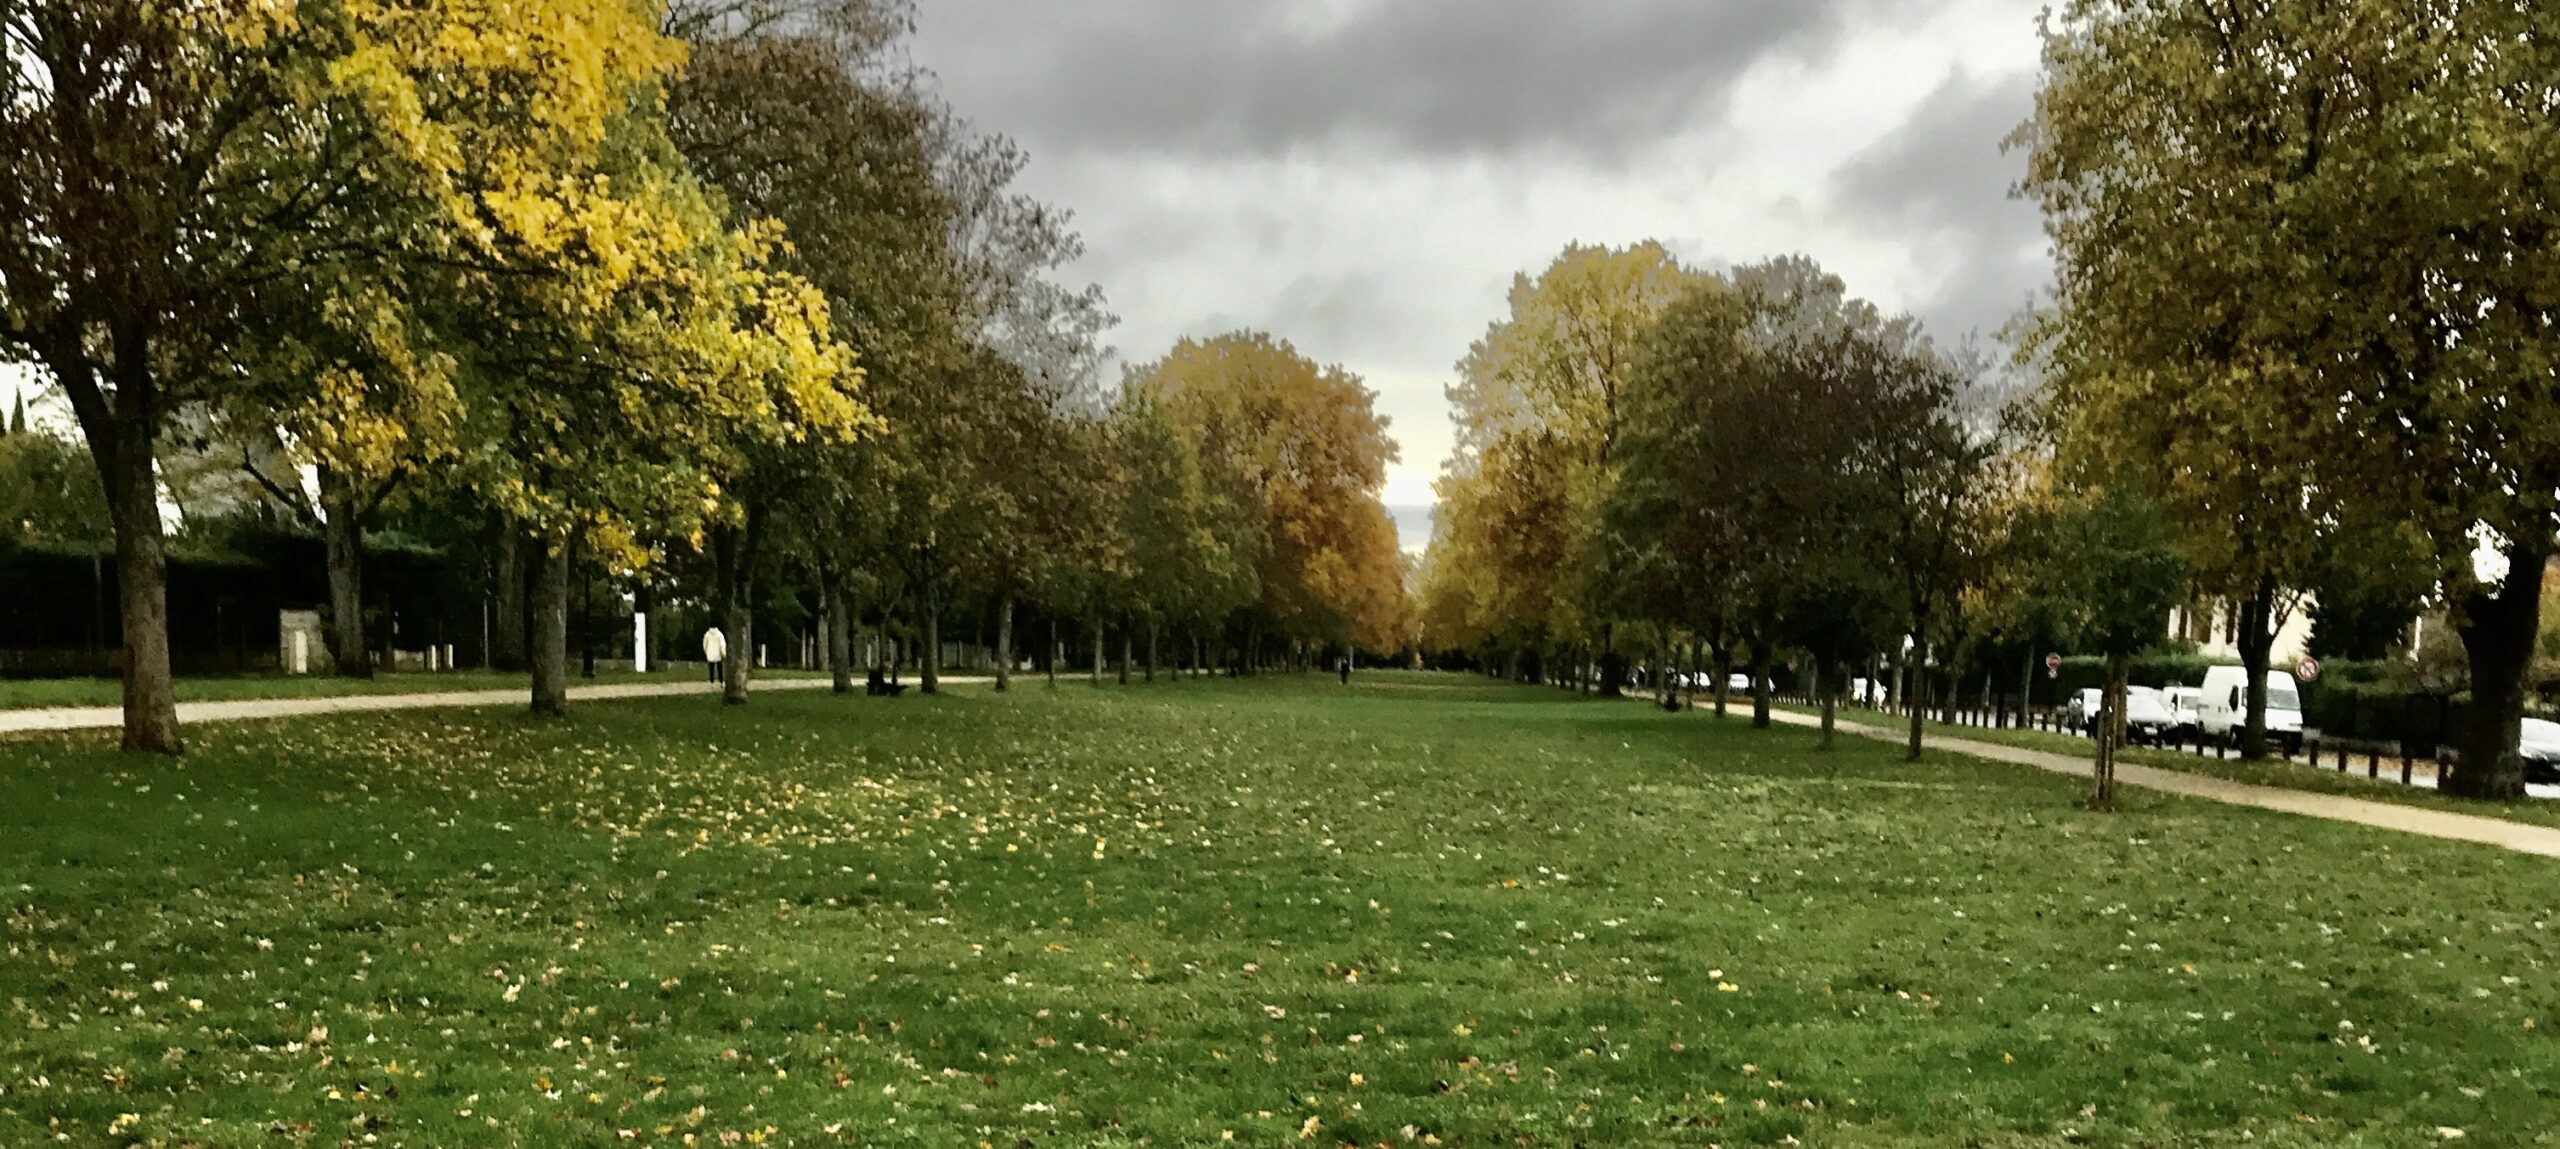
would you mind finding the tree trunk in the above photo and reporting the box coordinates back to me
[1749,639,1773,729]
[1146,619,1159,683]
[2235,579,2277,759]
[2020,648,2036,731]
[1047,617,1059,688]
[994,594,1014,693]
[1091,618,1105,685]
[1712,643,1732,718]
[1818,652,1837,750]
[1658,626,1679,706]
[1906,638,1928,762]
[921,576,941,695]
[490,517,528,672]
[2448,547,2546,800]
[828,583,853,694]
[1119,622,1132,686]
[2094,656,2129,807]
[530,540,570,717]
[318,465,372,678]
[104,420,182,753]
[713,525,754,707]
[1597,623,1624,698]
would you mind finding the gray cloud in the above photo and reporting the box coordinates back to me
[1832,66,2049,339]
[914,0,1872,161]
[907,1,2056,503]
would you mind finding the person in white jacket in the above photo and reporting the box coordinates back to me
[702,625,727,684]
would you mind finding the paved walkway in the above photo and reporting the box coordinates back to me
[0,676,998,736]
[1766,706,2560,859]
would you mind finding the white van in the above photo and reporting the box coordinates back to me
[2197,666,2304,753]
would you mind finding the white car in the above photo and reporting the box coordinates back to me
[2197,666,2305,754]
[1727,672,1755,693]
[2121,687,2178,745]
[2162,686,2205,740]
[2521,718,2560,785]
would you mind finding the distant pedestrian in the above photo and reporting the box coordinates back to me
[703,625,727,684]
[1339,656,1351,685]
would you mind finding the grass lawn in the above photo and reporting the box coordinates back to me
[0,668,827,712]
[4,673,2558,1147]
[1777,698,2560,834]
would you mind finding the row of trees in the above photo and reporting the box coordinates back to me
[0,1,1410,752]
[1426,0,2559,805]
[1419,247,2084,767]
[2020,0,2559,800]
[1413,240,2302,803]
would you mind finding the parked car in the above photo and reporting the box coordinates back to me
[1850,677,1881,707]
[2521,718,2560,785]
[2162,686,2205,743]
[1727,672,1756,694]
[2196,666,2305,754]
[2121,687,2178,745]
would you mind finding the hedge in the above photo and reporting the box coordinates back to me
[2303,680,2467,757]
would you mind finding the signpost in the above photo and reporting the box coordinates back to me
[2045,652,2062,680]
[2296,656,2320,683]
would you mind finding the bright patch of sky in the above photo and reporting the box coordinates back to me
[906,0,2055,550]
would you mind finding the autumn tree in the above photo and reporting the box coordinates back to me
[2037,489,2188,807]
[660,0,948,704]
[1426,429,1576,682]
[1446,243,1696,694]
[1639,258,1902,728]
[2016,0,2536,770]
[1113,394,1255,680]
[1129,333,1406,665]
[458,101,864,716]
[1597,276,1755,708]
[1964,451,2076,714]
[1843,330,1996,760]
[0,1,695,749]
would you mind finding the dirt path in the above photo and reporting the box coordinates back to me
[1765,707,2560,859]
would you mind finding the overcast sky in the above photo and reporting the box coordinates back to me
[907,0,2054,545]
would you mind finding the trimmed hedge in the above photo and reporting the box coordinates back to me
[2303,680,2465,757]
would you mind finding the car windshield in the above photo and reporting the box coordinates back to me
[2268,682,2301,711]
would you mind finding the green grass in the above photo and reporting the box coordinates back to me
[0,668,827,711]
[1780,699,2560,833]
[4,673,2559,1147]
